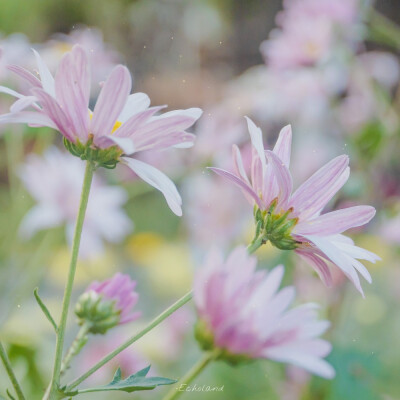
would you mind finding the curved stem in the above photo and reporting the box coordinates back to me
[162,351,217,400]
[47,161,95,399]
[65,290,193,392]
[0,341,26,400]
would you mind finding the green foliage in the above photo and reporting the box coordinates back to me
[64,366,176,396]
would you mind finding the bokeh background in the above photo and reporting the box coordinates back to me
[0,0,400,399]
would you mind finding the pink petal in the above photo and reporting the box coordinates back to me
[0,111,58,130]
[232,145,250,184]
[55,45,90,141]
[31,88,75,141]
[209,167,264,209]
[7,65,42,88]
[294,206,376,236]
[273,124,292,167]
[296,249,332,286]
[290,155,349,219]
[245,116,266,169]
[91,65,132,139]
[122,157,182,216]
[265,150,293,209]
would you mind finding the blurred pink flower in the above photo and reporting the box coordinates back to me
[86,273,141,324]
[261,0,360,70]
[194,246,335,379]
[0,44,202,215]
[18,146,132,258]
[183,173,249,252]
[40,27,121,87]
[211,118,379,295]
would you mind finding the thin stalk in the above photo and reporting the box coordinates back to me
[60,323,90,377]
[47,161,95,399]
[0,341,26,400]
[65,290,193,392]
[162,351,216,400]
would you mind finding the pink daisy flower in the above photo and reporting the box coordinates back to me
[0,44,202,216]
[194,246,335,379]
[210,117,379,295]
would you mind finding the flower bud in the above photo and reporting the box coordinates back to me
[75,273,140,334]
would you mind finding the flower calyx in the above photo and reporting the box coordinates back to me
[252,199,299,250]
[63,136,123,169]
[74,290,121,334]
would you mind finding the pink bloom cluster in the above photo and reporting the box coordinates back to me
[211,118,379,295]
[0,45,202,215]
[194,246,335,379]
[86,273,141,325]
[261,0,359,69]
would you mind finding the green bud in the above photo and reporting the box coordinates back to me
[75,291,121,334]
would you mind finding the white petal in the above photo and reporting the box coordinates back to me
[245,116,266,169]
[122,158,182,216]
[109,136,136,155]
[118,93,151,123]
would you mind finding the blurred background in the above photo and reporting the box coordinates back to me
[0,0,400,399]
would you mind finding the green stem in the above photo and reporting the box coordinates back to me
[47,161,95,400]
[60,324,90,377]
[162,351,216,400]
[247,236,264,254]
[368,9,400,50]
[65,290,193,392]
[0,341,26,400]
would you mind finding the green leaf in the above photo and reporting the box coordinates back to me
[65,366,177,395]
[5,390,16,400]
[34,288,58,332]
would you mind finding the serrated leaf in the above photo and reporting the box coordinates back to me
[68,365,176,395]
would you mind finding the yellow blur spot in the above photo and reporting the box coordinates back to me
[356,235,386,268]
[127,233,193,296]
[354,294,386,325]
[49,247,117,287]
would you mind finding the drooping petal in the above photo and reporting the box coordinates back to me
[302,234,365,295]
[296,249,333,286]
[290,155,349,219]
[122,157,182,216]
[294,206,376,236]
[91,65,132,139]
[273,124,292,167]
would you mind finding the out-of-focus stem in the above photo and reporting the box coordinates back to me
[0,341,26,400]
